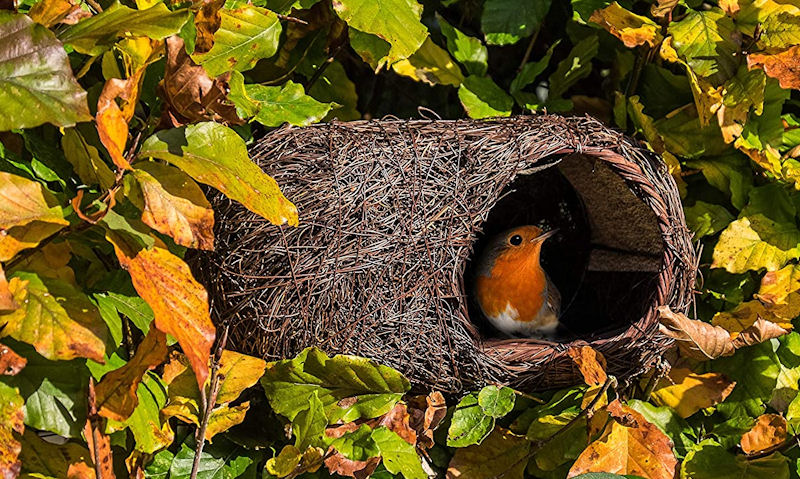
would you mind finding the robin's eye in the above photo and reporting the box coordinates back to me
[509,234,523,246]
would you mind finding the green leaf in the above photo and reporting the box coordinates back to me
[229,73,334,127]
[3,342,88,438]
[446,392,494,447]
[458,75,513,119]
[332,0,428,61]
[477,385,515,418]
[438,16,488,76]
[329,424,380,460]
[684,201,735,238]
[144,450,174,478]
[169,439,253,479]
[294,391,327,450]
[667,9,739,82]
[137,122,298,227]
[712,341,781,418]
[59,2,190,56]
[571,0,612,24]
[685,154,753,210]
[761,11,800,50]
[655,108,732,159]
[109,373,172,454]
[548,35,599,100]
[307,61,360,121]
[680,439,789,479]
[511,41,559,97]
[348,29,393,71]
[260,347,410,424]
[481,0,552,46]
[391,37,464,86]
[61,128,115,190]
[0,13,90,131]
[191,5,281,77]
[1,272,108,363]
[711,214,800,273]
[371,427,426,479]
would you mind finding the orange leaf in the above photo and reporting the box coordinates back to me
[82,417,115,479]
[741,414,787,455]
[95,328,168,422]
[0,221,67,262]
[658,306,735,360]
[67,461,96,479]
[109,241,215,389]
[567,345,608,386]
[372,403,416,445]
[130,162,215,250]
[589,2,662,48]
[96,78,135,170]
[0,342,26,376]
[324,453,380,479]
[650,367,736,418]
[408,391,446,450]
[568,400,677,479]
[0,265,16,312]
[748,46,800,90]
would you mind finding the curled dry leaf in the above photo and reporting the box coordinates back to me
[0,342,25,375]
[712,301,793,337]
[97,74,145,171]
[160,36,242,126]
[373,403,416,445]
[408,391,446,450]
[650,367,736,418]
[568,400,677,479]
[324,454,381,479]
[567,345,608,386]
[95,328,168,422]
[748,46,800,90]
[658,306,735,360]
[741,413,787,455]
[651,0,680,18]
[731,317,790,348]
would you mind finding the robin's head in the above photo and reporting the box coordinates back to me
[476,225,556,276]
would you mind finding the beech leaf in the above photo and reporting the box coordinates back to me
[658,307,735,360]
[477,385,515,418]
[589,2,662,48]
[0,382,23,478]
[0,172,67,231]
[371,426,426,479]
[567,345,608,386]
[228,73,335,127]
[446,427,530,479]
[649,367,736,418]
[137,122,298,227]
[332,0,427,61]
[667,9,739,82]
[0,341,25,375]
[740,413,787,455]
[749,46,800,90]
[712,215,800,274]
[0,265,16,312]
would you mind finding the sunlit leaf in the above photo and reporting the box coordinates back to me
[0,382,23,478]
[668,9,739,82]
[458,75,513,119]
[680,439,789,479]
[446,427,529,479]
[481,0,551,46]
[348,29,392,71]
[0,172,67,231]
[96,77,135,171]
[567,345,608,386]
[0,12,91,131]
[261,347,409,424]
[748,46,800,91]
[438,16,488,76]
[0,272,107,362]
[228,73,334,127]
[714,341,781,418]
[447,392,494,447]
[137,122,299,227]
[332,0,428,61]
[110,373,172,454]
[657,306,735,360]
[191,5,281,77]
[567,401,677,479]
[392,37,464,86]
[59,2,190,56]
[372,427,426,479]
[712,214,800,273]
[29,0,90,28]
[589,2,662,48]
[718,66,766,143]
[130,161,215,250]
[740,413,787,455]
[203,403,250,441]
[712,300,793,337]
[649,368,736,418]
[95,328,167,422]
[477,385,515,418]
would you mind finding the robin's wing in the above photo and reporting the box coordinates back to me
[545,274,561,318]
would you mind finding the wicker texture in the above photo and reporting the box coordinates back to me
[192,115,696,392]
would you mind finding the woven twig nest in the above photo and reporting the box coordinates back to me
[192,115,696,393]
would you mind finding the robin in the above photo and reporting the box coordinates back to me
[473,225,561,338]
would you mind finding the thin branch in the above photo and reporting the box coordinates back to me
[307,43,346,90]
[87,377,104,479]
[277,13,308,25]
[517,29,540,73]
[190,324,230,479]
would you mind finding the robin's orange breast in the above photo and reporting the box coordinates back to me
[475,256,547,325]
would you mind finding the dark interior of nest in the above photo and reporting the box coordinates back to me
[464,153,665,343]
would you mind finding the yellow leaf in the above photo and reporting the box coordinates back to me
[29,0,90,28]
[96,78,136,171]
[758,264,800,320]
[717,66,766,143]
[130,161,215,250]
[107,239,215,389]
[95,328,168,422]
[267,445,324,478]
[567,401,677,479]
[567,345,607,386]
[162,349,266,405]
[204,402,249,441]
[712,300,793,336]
[18,429,93,478]
[0,273,106,362]
[447,428,530,479]
[0,382,23,477]
[741,414,787,455]
[589,2,662,48]
[392,37,464,86]
[712,215,800,274]
[0,265,16,312]
[0,221,66,262]
[650,368,736,418]
[7,241,75,285]
[0,172,67,230]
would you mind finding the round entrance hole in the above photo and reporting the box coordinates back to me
[192,116,696,393]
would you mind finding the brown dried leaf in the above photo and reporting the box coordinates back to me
[95,328,168,422]
[720,0,740,15]
[741,414,787,455]
[650,367,736,418]
[658,306,736,360]
[567,345,608,386]
[732,317,790,348]
[324,453,380,479]
[194,0,225,54]
[108,239,215,389]
[748,46,800,90]
[408,391,446,450]
[712,300,794,337]
[67,461,96,479]
[568,400,677,479]
[160,35,242,126]
[651,0,679,18]
[0,342,25,376]
[29,0,89,27]
[373,403,416,445]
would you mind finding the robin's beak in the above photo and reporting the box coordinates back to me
[532,228,558,243]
